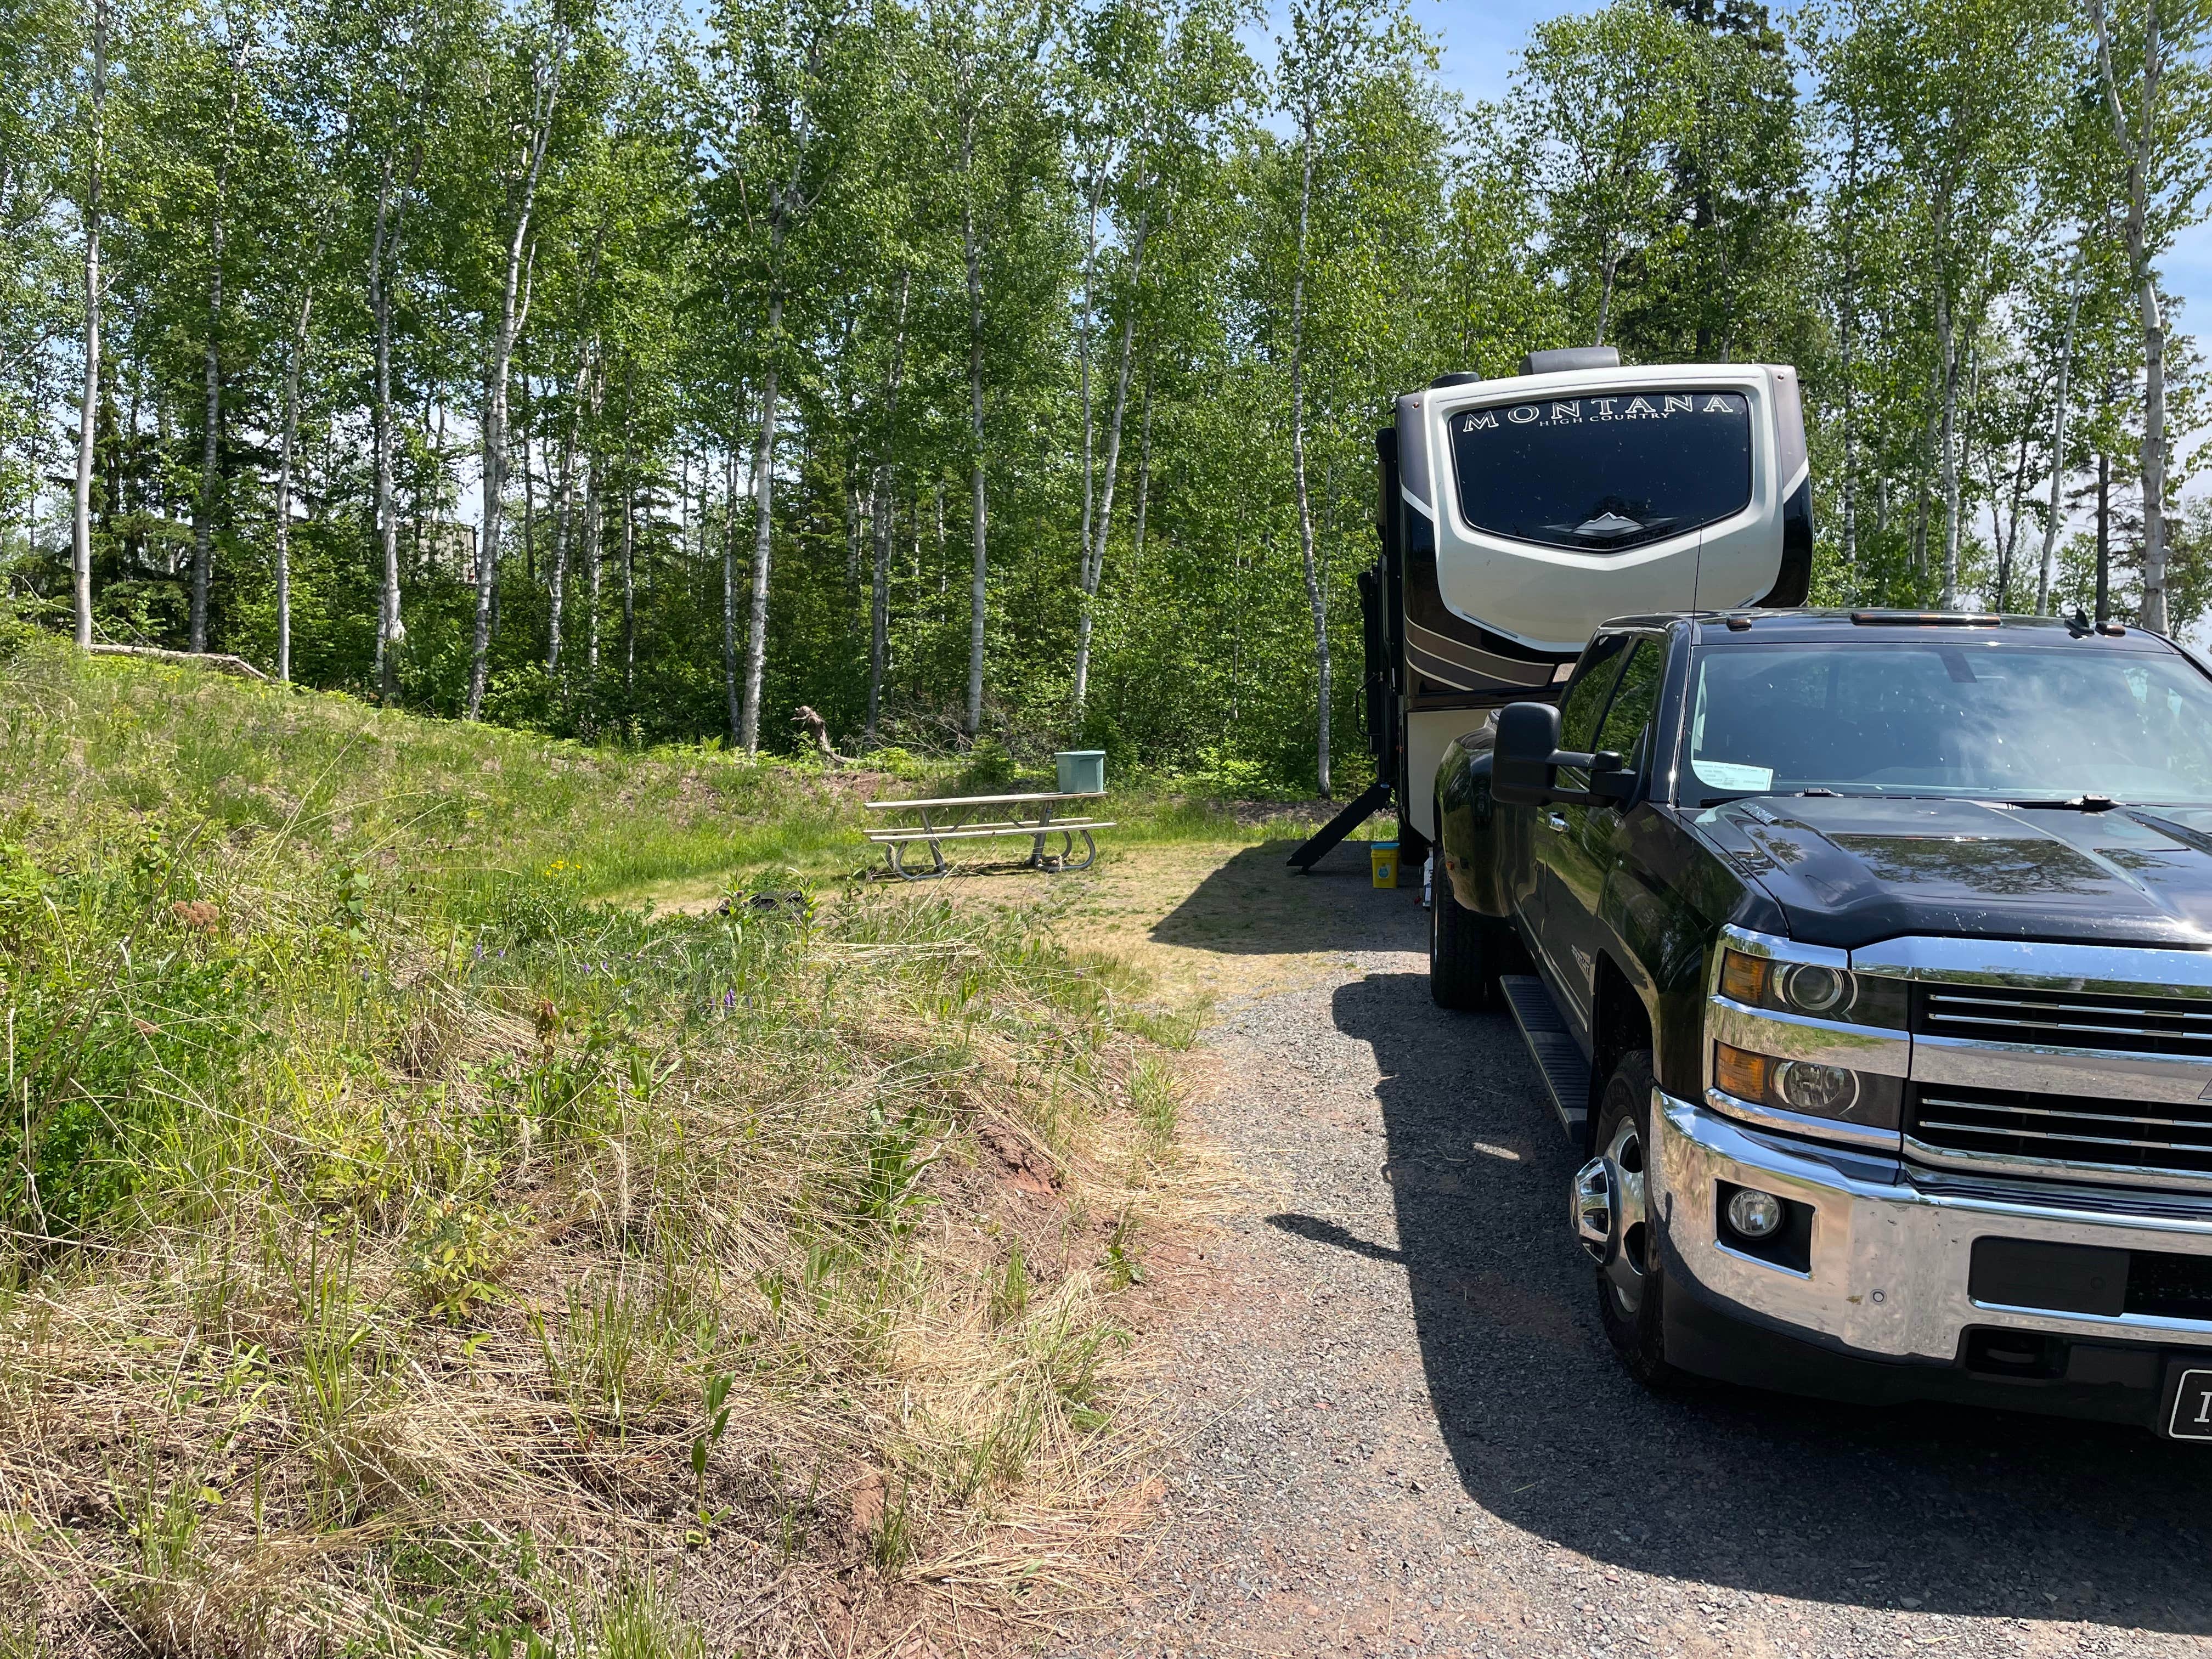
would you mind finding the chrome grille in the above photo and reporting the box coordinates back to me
[1917,983,2212,1058]
[1910,1084,2212,1181]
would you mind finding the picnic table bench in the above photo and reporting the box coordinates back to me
[862,791,1114,879]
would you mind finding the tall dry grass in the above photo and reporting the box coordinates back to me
[0,638,1198,1655]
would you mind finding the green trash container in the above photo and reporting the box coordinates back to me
[1054,749,1107,795]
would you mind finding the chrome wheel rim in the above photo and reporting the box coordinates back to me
[1600,1115,1650,1316]
[1573,1116,1651,1315]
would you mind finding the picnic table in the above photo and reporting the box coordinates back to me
[861,791,1114,880]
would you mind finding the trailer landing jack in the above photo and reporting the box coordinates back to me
[1285,780,1395,871]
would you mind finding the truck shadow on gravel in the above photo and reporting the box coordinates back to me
[1319,969,2212,1637]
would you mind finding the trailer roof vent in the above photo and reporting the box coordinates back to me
[1519,346,1621,376]
[1428,371,1485,389]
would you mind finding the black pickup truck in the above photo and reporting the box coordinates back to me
[1430,607,2212,1436]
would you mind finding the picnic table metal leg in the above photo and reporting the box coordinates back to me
[883,814,949,881]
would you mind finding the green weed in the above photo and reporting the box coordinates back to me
[0,644,1190,1647]
[403,1198,522,1322]
[539,1274,664,1437]
[991,1239,1031,1325]
[1129,1056,1182,1158]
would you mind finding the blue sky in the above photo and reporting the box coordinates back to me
[1262,0,2212,370]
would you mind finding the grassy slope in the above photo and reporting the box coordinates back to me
[0,641,1199,1657]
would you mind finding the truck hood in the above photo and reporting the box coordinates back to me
[1684,794,2212,951]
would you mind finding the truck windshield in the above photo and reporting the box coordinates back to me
[1685,642,2212,805]
[1448,390,1751,552]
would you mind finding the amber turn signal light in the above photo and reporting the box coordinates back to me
[1714,1042,1772,1102]
[1718,949,1769,1006]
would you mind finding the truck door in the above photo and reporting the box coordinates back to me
[1523,634,1631,991]
[1540,637,1666,1032]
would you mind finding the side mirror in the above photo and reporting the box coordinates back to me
[1491,701,1633,807]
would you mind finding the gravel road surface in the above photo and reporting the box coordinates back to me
[1058,848,2212,1659]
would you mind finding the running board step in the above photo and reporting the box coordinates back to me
[1500,975,1589,1145]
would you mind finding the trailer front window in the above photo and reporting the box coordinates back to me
[1448,390,1752,553]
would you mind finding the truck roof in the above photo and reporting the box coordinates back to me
[1592,608,2180,652]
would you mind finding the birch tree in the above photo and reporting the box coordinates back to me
[702,0,874,752]
[1067,0,1243,731]
[1513,2,1696,349]
[1276,0,1406,798]
[2087,0,2212,636]
[465,18,567,720]
[70,0,106,650]
[921,0,1045,743]
[1847,0,2061,610]
[186,24,249,653]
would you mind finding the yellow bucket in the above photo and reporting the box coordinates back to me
[1370,840,1400,889]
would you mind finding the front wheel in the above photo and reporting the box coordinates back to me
[1577,1050,1685,1390]
[1429,847,1498,1012]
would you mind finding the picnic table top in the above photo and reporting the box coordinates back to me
[861,791,1105,811]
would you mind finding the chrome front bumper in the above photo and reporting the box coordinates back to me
[1653,1088,2212,1363]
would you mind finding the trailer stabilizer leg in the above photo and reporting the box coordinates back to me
[1286,780,1394,871]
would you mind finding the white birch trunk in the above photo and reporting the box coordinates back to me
[370,153,411,701]
[70,0,105,651]
[1071,200,1151,726]
[867,272,911,748]
[741,343,780,753]
[2091,0,2169,633]
[190,47,244,654]
[274,279,313,682]
[1289,104,1330,797]
[1936,269,1961,609]
[546,342,589,672]
[723,432,742,745]
[2037,263,2083,615]
[586,449,602,673]
[466,49,561,719]
[619,392,635,691]
[962,180,989,741]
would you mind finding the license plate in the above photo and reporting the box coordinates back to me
[2164,1366,2212,1440]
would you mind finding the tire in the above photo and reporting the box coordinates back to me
[1584,1050,1686,1391]
[1429,845,1495,1011]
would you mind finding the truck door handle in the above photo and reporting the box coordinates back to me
[1544,811,1570,833]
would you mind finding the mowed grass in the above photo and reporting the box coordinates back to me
[0,638,1200,1657]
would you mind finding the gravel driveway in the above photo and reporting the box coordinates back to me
[1058,850,2212,1659]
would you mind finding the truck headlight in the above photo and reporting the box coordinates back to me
[1718,949,1907,1028]
[1713,1042,1901,1130]
[1775,1059,1858,1115]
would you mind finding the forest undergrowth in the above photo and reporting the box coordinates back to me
[0,637,1206,1657]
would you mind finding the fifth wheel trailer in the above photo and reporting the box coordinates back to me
[1290,346,1810,870]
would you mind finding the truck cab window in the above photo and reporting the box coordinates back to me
[1560,637,1631,750]
[1448,391,1752,553]
[1595,640,1663,771]
[1554,635,1631,791]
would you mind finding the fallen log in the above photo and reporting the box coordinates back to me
[88,644,271,682]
